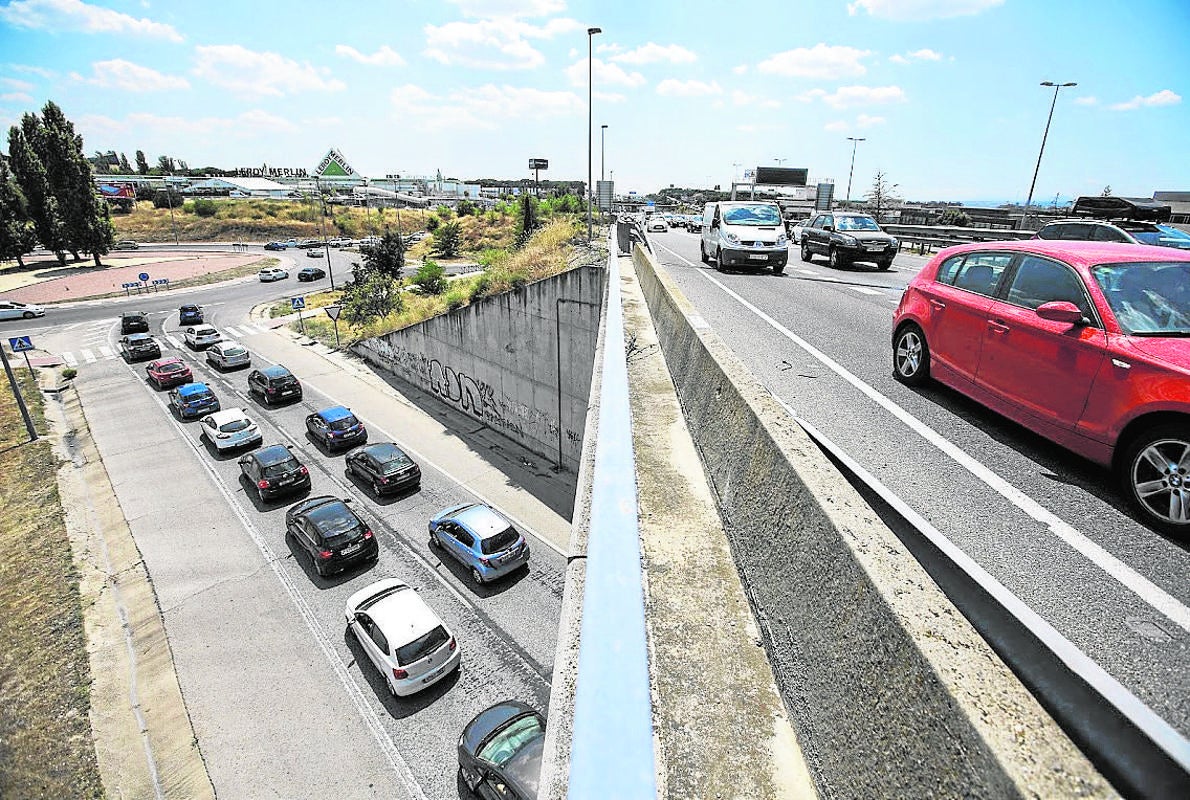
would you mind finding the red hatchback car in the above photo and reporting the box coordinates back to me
[146,357,193,389]
[892,240,1190,535]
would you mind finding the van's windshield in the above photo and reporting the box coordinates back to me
[721,204,782,226]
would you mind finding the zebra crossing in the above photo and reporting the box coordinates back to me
[57,321,274,368]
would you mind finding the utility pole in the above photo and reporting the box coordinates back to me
[587,26,602,242]
[844,137,865,210]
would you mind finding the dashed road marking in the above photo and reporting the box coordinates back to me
[219,327,239,338]
[99,345,115,359]
[62,351,78,367]
[794,268,820,275]
[81,348,96,363]
[849,286,886,296]
[165,335,183,349]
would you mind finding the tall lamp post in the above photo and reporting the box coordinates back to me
[600,124,608,182]
[1021,80,1077,229]
[587,26,602,241]
[844,137,865,210]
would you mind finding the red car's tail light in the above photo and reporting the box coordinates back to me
[392,667,408,680]
[363,530,374,539]
[318,550,333,560]
[448,637,456,651]
[257,480,270,489]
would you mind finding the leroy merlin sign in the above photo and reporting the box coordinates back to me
[316,148,358,178]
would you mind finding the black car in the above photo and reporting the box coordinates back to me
[346,442,421,496]
[458,701,545,800]
[119,333,161,361]
[120,311,149,334]
[238,444,311,502]
[179,304,204,325]
[247,365,303,405]
[297,266,326,282]
[799,212,899,270]
[284,496,377,577]
[296,239,322,249]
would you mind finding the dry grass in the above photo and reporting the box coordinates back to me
[0,370,103,799]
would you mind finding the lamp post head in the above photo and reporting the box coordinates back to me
[587,27,601,35]
[601,124,608,130]
[847,137,866,143]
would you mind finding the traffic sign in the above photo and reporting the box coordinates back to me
[291,297,306,310]
[324,305,342,322]
[138,272,150,282]
[529,158,549,170]
[122,282,139,289]
[152,278,170,285]
[8,336,33,353]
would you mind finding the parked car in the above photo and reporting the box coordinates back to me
[199,408,262,452]
[327,237,351,248]
[120,311,149,334]
[892,240,1190,534]
[0,300,45,320]
[700,201,789,274]
[119,333,161,362]
[429,503,530,585]
[346,442,421,496]
[259,267,289,282]
[800,211,898,270]
[305,249,325,259]
[296,239,323,249]
[297,266,326,282]
[306,405,367,451]
[1035,219,1190,250]
[238,444,310,502]
[145,357,192,389]
[285,495,378,577]
[248,364,302,405]
[205,341,251,370]
[183,325,221,349]
[344,578,461,696]
[264,241,288,251]
[178,304,204,325]
[112,240,139,250]
[168,382,221,419]
[458,701,546,800]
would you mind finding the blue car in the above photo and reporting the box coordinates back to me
[264,241,287,251]
[429,503,530,585]
[168,382,221,419]
[304,405,367,451]
[179,304,203,325]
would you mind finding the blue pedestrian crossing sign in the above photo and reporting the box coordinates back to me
[8,336,33,352]
[291,297,306,310]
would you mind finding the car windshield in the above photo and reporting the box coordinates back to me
[186,390,214,403]
[1130,225,1190,249]
[222,346,246,357]
[477,715,544,766]
[393,624,450,666]
[836,216,881,231]
[721,205,782,226]
[480,528,520,555]
[328,415,358,431]
[158,363,187,374]
[1091,262,1190,335]
[263,457,300,478]
[219,419,251,433]
[381,453,414,474]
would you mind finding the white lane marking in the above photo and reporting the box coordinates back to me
[219,327,239,338]
[99,345,115,359]
[655,240,1190,633]
[794,268,820,276]
[81,348,96,363]
[62,351,78,367]
[165,335,183,349]
[849,286,886,296]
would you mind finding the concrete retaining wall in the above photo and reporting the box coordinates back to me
[352,266,604,471]
[632,245,1113,799]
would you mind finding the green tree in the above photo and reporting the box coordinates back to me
[360,230,406,279]
[135,149,149,175]
[456,198,477,217]
[157,154,176,173]
[119,152,132,173]
[864,170,901,223]
[433,221,462,258]
[38,102,107,262]
[341,267,402,327]
[413,259,448,295]
[0,161,37,268]
[515,193,539,247]
[8,116,68,263]
[81,200,114,266]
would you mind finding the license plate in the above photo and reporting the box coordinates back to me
[866,244,886,251]
[341,542,361,555]
[747,254,768,261]
[278,474,295,485]
[280,389,294,396]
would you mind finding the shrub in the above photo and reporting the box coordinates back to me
[190,198,218,217]
[433,221,462,258]
[413,259,448,295]
[444,287,469,310]
[469,275,492,301]
[62,367,78,380]
[478,248,508,268]
[426,215,440,232]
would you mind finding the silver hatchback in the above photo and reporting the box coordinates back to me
[206,341,251,370]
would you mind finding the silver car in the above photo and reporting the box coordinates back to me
[206,341,251,370]
[0,300,45,320]
[200,408,262,452]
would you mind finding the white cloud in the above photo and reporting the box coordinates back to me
[891,48,943,63]
[757,44,872,79]
[595,43,622,54]
[0,0,182,41]
[889,55,908,65]
[733,64,748,75]
[565,58,646,88]
[335,45,406,67]
[731,90,780,110]
[793,89,827,103]
[611,43,697,65]
[1074,96,1098,106]
[8,64,56,79]
[1,77,34,92]
[80,59,189,92]
[424,17,581,70]
[192,45,345,97]
[445,0,565,17]
[821,85,906,108]
[847,0,1003,20]
[390,82,583,130]
[1,92,35,104]
[77,109,297,140]
[1110,89,1181,111]
[656,79,722,97]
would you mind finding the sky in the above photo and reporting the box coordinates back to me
[0,0,1187,203]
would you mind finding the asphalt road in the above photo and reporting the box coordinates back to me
[645,227,1190,740]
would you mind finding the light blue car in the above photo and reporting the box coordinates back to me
[429,503,530,585]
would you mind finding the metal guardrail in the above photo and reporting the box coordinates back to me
[881,223,1036,254]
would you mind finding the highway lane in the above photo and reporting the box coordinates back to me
[645,227,1190,738]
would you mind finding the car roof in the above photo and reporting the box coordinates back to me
[461,701,539,755]
[252,444,293,466]
[453,504,513,540]
[501,734,544,798]
[207,408,248,424]
[180,304,200,310]
[262,364,292,377]
[151,357,186,367]
[833,211,875,217]
[192,325,217,332]
[176,382,210,397]
[125,333,152,341]
[361,442,408,462]
[937,239,1190,267]
[316,405,354,423]
[366,585,443,645]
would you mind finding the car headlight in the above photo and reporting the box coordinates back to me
[776,235,787,247]
[722,231,740,245]
[837,235,858,246]
[889,238,899,248]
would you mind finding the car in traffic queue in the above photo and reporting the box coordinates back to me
[344,578,461,697]
[183,325,222,349]
[0,300,45,320]
[646,217,667,233]
[145,357,192,389]
[296,239,322,249]
[306,405,367,452]
[264,241,288,251]
[1035,219,1190,251]
[119,333,161,362]
[120,311,149,334]
[258,267,289,282]
[345,442,422,496]
[179,304,204,325]
[800,211,899,270]
[305,249,325,258]
[700,201,789,274]
[248,364,303,405]
[297,266,326,282]
[285,495,378,577]
[429,503,530,585]
[199,407,263,452]
[892,240,1190,535]
[458,701,546,800]
[168,382,221,419]
[238,444,311,502]
[205,341,251,370]
[112,240,139,250]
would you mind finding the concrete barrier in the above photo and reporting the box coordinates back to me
[632,244,1114,799]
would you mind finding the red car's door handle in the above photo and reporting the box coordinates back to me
[987,319,1009,333]
[929,299,945,310]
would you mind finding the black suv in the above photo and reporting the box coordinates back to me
[345,442,422,496]
[179,304,204,325]
[119,333,161,361]
[247,365,303,405]
[238,444,311,502]
[284,496,378,577]
[800,212,900,270]
[120,312,149,334]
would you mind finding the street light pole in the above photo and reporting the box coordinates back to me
[844,137,865,210]
[1022,80,1077,229]
[601,124,608,183]
[587,26,601,242]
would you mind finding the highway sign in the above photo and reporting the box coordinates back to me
[138,272,150,282]
[529,158,549,170]
[324,305,342,322]
[8,336,33,353]
[291,297,306,310]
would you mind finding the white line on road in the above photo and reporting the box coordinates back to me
[219,327,239,338]
[62,351,78,367]
[99,345,115,359]
[654,240,1190,633]
[794,268,820,275]
[165,335,183,349]
[81,348,96,363]
[849,286,886,296]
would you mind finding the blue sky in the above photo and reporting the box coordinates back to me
[0,0,1186,203]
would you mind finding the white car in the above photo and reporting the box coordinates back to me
[328,237,350,247]
[0,300,45,320]
[183,325,222,349]
[200,408,262,452]
[344,578,461,697]
[647,218,667,233]
[206,341,251,370]
[259,267,289,282]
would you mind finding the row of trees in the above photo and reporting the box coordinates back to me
[89,149,203,176]
[2,101,114,267]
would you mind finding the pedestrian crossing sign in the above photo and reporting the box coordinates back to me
[291,297,306,310]
[8,336,33,352]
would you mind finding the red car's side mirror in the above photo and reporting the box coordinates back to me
[1035,301,1085,325]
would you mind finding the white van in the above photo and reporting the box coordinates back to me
[700,201,788,274]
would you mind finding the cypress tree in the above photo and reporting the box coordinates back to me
[0,161,37,268]
[7,120,68,264]
[135,149,149,174]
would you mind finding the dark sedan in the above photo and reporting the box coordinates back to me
[458,701,545,800]
[297,266,326,282]
[168,382,221,419]
[239,444,311,502]
[179,304,204,325]
[284,496,377,577]
[119,333,160,362]
[248,365,302,405]
[345,442,421,496]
